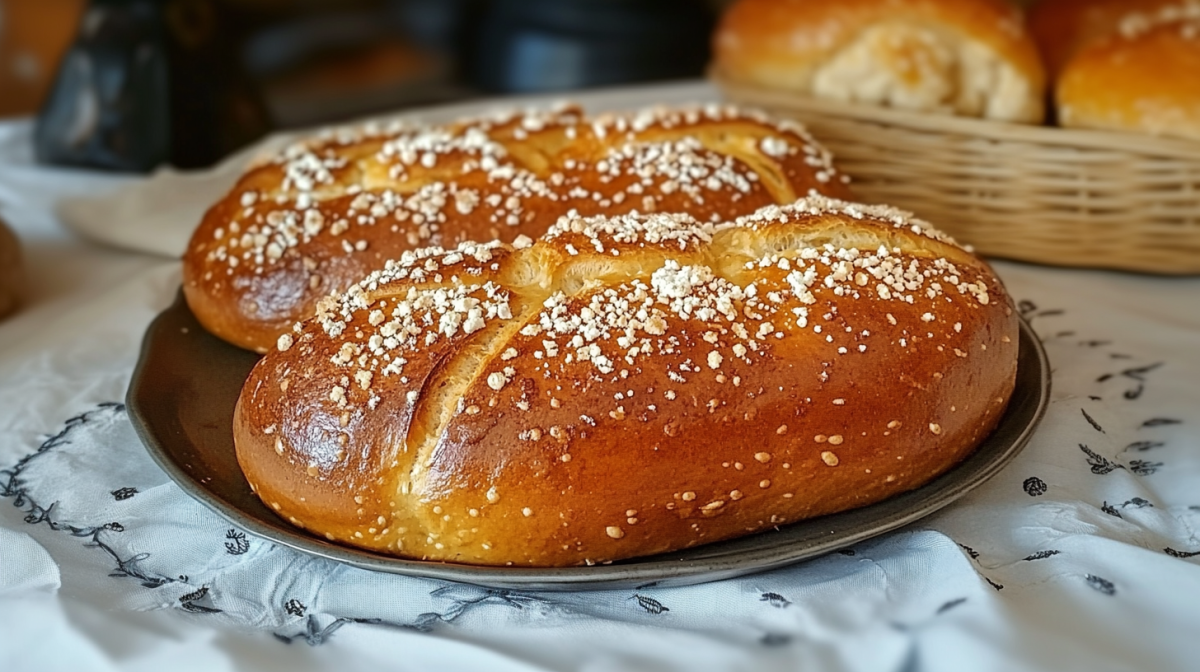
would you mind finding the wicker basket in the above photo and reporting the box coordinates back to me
[716,78,1200,275]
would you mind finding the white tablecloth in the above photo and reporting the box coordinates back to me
[2,83,1199,672]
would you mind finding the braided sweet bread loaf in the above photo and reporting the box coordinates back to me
[184,104,852,352]
[233,196,1018,567]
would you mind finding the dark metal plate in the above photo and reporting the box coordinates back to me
[127,289,1049,591]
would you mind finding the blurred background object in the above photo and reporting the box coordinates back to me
[240,0,466,129]
[6,0,726,172]
[0,0,86,119]
[33,0,269,171]
[0,215,22,320]
[467,0,715,93]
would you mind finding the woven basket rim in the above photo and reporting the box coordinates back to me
[714,76,1200,162]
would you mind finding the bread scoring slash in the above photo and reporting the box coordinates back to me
[234,195,1018,567]
[184,104,853,353]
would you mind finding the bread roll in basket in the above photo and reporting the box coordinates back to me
[1032,0,1200,141]
[233,196,1018,567]
[712,0,1047,123]
[184,105,853,353]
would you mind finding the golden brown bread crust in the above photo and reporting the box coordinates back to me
[712,0,1047,123]
[1046,2,1200,140]
[0,217,21,320]
[184,105,853,353]
[233,196,1019,567]
[1028,0,1131,75]
[1027,0,1189,74]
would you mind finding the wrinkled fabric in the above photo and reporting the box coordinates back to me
[2,88,1199,672]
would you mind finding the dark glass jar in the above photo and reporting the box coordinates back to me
[35,0,270,172]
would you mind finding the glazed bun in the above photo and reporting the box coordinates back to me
[184,104,853,353]
[233,196,1018,567]
[712,0,1047,123]
[0,217,21,320]
[1045,2,1200,140]
[1027,0,1186,74]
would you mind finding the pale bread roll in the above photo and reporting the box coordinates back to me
[713,0,1047,123]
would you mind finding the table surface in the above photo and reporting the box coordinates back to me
[2,83,1199,672]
